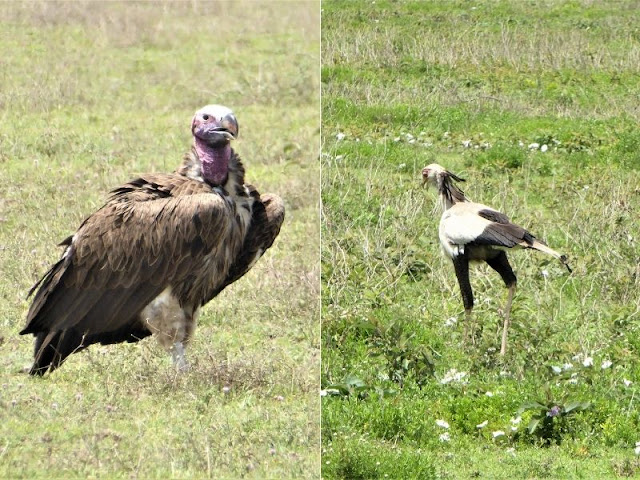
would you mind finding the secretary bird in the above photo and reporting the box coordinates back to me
[21,105,285,375]
[421,164,571,355]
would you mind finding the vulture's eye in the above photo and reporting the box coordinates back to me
[202,114,210,121]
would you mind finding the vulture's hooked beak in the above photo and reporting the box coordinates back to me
[192,105,239,145]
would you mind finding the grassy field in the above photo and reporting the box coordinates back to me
[0,2,319,479]
[322,1,640,478]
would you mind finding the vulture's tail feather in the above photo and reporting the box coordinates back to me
[30,329,85,376]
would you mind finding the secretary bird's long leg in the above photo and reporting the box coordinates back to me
[452,253,475,344]
[501,285,516,355]
[485,252,517,355]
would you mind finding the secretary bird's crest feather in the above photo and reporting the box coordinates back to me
[421,163,468,209]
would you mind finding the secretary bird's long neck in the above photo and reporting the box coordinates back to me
[438,174,468,211]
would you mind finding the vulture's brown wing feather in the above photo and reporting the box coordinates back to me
[205,190,285,303]
[22,174,233,339]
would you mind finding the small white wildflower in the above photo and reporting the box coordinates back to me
[408,139,416,144]
[601,360,613,369]
[540,144,548,152]
[568,373,579,384]
[336,132,345,141]
[439,432,451,442]
[563,363,574,371]
[405,133,414,140]
[485,391,494,397]
[506,447,516,456]
[541,269,549,278]
[334,155,344,162]
[462,140,472,148]
[397,163,406,170]
[393,137,401,142]
[320,390,327,397]
[518,141,524,147]
[583,185,589,190]
[443,131,450,138]
[440,369,468,384]
[528,142,540,150]
[551,365,562,374]
[436,419,450,429]
[511,416,522,425]
[492,430,505,438]
[222,386,231,394]
[583,357,594,367]
[476,420,488,429]
[444,317,457,327]
[624,379,632,387]
[511,426,518,432]
[635,441,640,455]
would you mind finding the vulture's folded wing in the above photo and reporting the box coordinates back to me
[21,175,234,338]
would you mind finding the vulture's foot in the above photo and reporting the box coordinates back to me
[171,341,190,372]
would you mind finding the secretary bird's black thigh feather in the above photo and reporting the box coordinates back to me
[485,251,517,288]
[452,253,473,311]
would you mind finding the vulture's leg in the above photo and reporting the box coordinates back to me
[485,252,517,355]
[171,342,188,371]
[170,310,197,372]
[452,253,475,343]
[141,289,194,371]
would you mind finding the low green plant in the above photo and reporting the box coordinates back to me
[517,397,591,446]
[367,318,435,388]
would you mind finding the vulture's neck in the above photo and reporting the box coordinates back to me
[178,142,246,197]
[194,138,231,186]
[438,176,468,211]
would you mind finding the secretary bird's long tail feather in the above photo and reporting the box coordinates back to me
[529,240,572,273]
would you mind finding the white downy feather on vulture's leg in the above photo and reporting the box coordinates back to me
[421,164,571,355]
[21,105,285,375]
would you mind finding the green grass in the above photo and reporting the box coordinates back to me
[0,2,319,479]
[322,1,640,478]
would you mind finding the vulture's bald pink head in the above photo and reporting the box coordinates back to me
[192,104,239,186]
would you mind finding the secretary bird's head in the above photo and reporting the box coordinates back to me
[421,163,468,207]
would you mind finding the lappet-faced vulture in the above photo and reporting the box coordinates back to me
[20,105,285,375]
